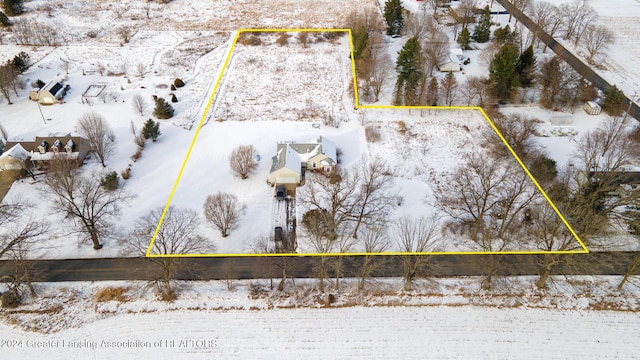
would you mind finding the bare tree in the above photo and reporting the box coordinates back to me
[393,216,441,291]
[528,2,562,51]
[299,171,359,243]
[422,30,449,77]
[483,112,540,161]
[618,254,640,290]
[111,4,130,19]
[440,71,458,106]
[43,162,132,250]
[121,206,208,299]
[538,56,582,109]
[404,4,440,43]
[357,225,390,291]
[0,64,18,104]
[135,62,146,78]
[351,155,394,238]
[117,26,133,44]
[357,33,393,103]
[297,32,309,48]
[583,24,614,64]
[203,192,245,237]
[229,145,258,179]
[457,0,478,27]
[132,94,148,116]
[459,76,489,106]
[560,0,598,44]
[77,111,115,167]
[299,170,359,292]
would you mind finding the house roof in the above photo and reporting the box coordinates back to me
[41,81,63,96]
[270,136,337,174]
[0,144,28,161]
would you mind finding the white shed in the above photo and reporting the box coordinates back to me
[583,101,602,115]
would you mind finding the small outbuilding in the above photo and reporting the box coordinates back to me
[583,101,602,115]
[437,58,461,72]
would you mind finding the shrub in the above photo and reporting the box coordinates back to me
[170,84,176,91]
[131,148,142,162]
[86,30,97,38]
[121,167,131,180]
[276,33,291,46]
[135,133,146,147]
[1,290,20,308]
[229,144,258,179]
[365,126,381,143]
[153,98,174,119]
[173,78,185,88]
[171,94,178,103]
[0,11,11,27]
[95,287,128,302]
[397,121,407,134]
[100,171,119,191]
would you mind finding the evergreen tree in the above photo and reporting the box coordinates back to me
[11,51,29,73]
[142,119,161,141]
[457,27,471,50]
[489,43,520,103]
[472,5,491,43]
[152,98,174,119]
[516,45,536,88]
[0,11,11,26]
[383,0,405,35]
[427,77,439,106]
[493,25,516,45]
[2,0,23,16]
[100,171,119,191]
[602,85,626,116]
[394,37,422,105]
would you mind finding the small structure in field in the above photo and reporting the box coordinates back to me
[29,81,66,105]
[0,144,28,171]
[268,136,337,193]
[583,101,602,115]
[437,55,462,72]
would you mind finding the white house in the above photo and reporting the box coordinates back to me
[268,136,337,192]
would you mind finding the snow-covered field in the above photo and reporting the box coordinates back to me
[535,0,640,100]
[0,277,639,359]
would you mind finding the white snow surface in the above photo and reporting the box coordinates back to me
[0,277,639,359]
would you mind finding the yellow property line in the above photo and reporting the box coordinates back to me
[146,28,588,258]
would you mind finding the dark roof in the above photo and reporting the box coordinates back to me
[43,82,63,96]
[591,171,640,186]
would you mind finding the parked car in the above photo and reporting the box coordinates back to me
[274,227,283,242]
[276,186,286,200]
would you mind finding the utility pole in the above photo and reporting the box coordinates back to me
[36,100,46,125]
[623,91,637,122]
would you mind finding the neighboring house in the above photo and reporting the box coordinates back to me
[29,81,66,105]
[0,144,28,171]
[4,135,90,169]
[268,136,337,192]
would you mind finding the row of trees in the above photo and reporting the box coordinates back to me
[527,0,615,63]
